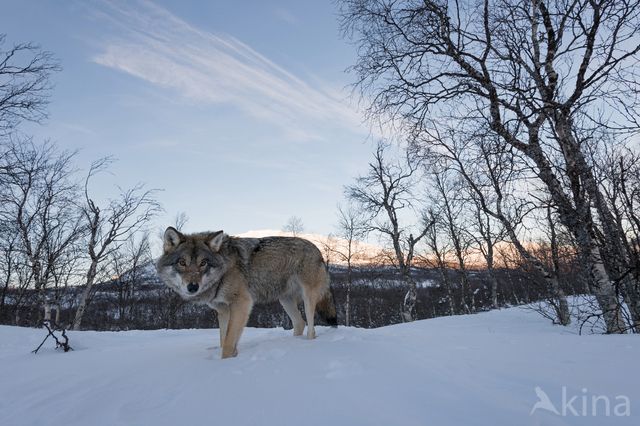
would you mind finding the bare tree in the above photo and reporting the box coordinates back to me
[338,0,639,333]
[467,190,506,311]
[109,233,153,330]
[172,211,189,232]
[317,234,339,266]
[420,210,457,315]
[333,203,367,326]
[592,141,640,332]
[0,224,20,323]
[282,216,305,236]
[0,34,64,324]
[0,34,61,136]
[345,141,433,322]
[430,130,572,325]
[0,137,81,323]
[430,165,477,314]
[71,158,162,330]
[421,142,506,313]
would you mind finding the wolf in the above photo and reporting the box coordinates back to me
[156,227,338,359]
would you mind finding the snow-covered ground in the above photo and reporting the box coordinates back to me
[0,306,637,426]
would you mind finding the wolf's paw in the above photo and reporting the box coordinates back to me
[222,348,238,359]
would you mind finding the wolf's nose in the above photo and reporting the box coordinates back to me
[187,282,199,293]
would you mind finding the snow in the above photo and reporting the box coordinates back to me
[1,306,637,425]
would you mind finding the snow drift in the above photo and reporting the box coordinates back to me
[0,306,637,425]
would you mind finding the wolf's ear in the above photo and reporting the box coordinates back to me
[207,231,225,252]
[163,227,185,254]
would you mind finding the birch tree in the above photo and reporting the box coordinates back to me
[0,34,60,136]
[333,203,367,326]
[345,142,433,322]
[431,166,477,314]
[593,142,640,332]
[282,216,305,237]
[109,233,153,330]
[338,0,640,333]
[422,210,457,315]
[467,191,506,311]
[71,158,161,330]
[0,33,63,324]
[430,130,573,325]
[0,138,81,323]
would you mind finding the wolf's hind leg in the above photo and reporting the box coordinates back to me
[302,293,318,340]
[280,297,305,336]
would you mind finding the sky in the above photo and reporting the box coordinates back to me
[0,0,374,238]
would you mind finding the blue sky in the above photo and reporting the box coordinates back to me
[1,0,373,236]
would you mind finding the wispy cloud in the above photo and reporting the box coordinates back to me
[274,8,298,25]
[90,0,362,140]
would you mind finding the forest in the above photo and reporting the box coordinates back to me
[2,0,640,335]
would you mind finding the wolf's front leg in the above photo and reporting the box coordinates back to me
[215,305,230,348]
[221,296,253,359]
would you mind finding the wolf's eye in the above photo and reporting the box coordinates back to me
[178,259,186,267]
[200,260,207,267]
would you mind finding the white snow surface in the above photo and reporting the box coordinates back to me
[1,307,637,426]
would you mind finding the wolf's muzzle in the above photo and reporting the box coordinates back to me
[187,282,199,294]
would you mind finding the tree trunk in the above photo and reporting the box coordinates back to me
[401,274,417,323]
[586,245,628,334]
[43,298,51,321]
[72,260,97,331]
[509,228,571,325]
[548,205,570,325]
[436,266,455,316]
[550,119,626,333]
[483,238,500,310]
[489,269,500,311]
[457,260,476,315]
[620,276,640,333]
[346,259,352,327]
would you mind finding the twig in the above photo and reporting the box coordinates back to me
[32,319,73,354]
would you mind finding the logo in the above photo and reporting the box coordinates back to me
[531,387,630,417]
[531,387,560,415]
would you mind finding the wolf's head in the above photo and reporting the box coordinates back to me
[156,227,227,300]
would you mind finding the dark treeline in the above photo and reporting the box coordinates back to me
[0,256,591,332]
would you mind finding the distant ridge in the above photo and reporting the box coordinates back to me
[234,230,559,270]
[415,241,571,270]
[234,230,391,266]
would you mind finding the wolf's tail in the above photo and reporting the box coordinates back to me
[317,286,338,328]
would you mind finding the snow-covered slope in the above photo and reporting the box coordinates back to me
[0,306,636,425]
